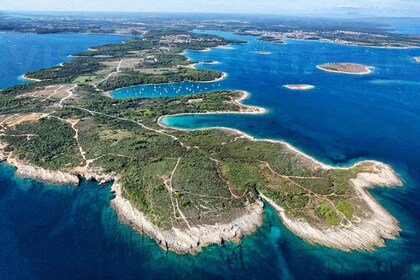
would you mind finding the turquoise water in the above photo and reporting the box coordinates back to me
[1,31,420,279]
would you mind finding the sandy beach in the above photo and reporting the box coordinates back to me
[20,74,42,83]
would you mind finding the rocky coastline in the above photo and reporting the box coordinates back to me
[261,161,402,251]
[0,133,404,254]
[111,179,264,254]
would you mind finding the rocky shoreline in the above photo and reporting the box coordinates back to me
[0,136,404,253]
[284,84,315,90]
[261,161,402,251]
[1,142,267,254]
[0,149,79,185]
[0,141,117,186]
[317,63,373,75]
[156,90,404,252]
[111,179,264,254]
[0,88,404,254]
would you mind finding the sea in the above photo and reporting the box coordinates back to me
[0,29,419,279]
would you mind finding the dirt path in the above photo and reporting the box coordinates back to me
[116,59,124,73]
[58,85,77,108]
[67,105,191,150]
[162,157,191,228]
[209,157,241,199]
[44,85,65,101]
[50,116,86,166]
[260,160,351,225]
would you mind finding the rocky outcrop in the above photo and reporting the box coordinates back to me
[261,161,403,251]
[6,157,80,186]
[82,167,117,185]
[111,179,264,254]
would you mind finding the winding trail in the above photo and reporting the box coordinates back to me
[260,160,351,225]
[116,59,124,73]
[44,85,65,101]
[162,157,192,229]
[58,85,77,108]
[50,116,86,165]
[209,157,241,198]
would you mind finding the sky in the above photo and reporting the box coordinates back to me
[0,0,419,17]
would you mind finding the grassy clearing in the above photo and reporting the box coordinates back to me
[335,199,355,218]
[316,201,340,226]
[74,75,97,83]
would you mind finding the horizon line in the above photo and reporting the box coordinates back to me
[1,10,420,19]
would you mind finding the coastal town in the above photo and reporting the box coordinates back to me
[159,34,223,44]
[239,29,418,47]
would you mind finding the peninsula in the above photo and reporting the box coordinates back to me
[317,63,374,74]
[0,30,403,254]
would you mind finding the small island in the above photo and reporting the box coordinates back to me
[284,84,315,90]
[258,36,284,45]
[317,63,373,74]
[202,60,220,65]
[255,51,272,55]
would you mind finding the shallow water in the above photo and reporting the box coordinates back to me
[1,31,420,279]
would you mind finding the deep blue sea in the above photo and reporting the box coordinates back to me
[1,30,420,279]
[0,33,128,89]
